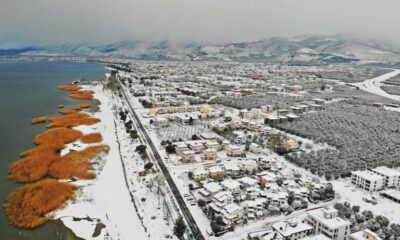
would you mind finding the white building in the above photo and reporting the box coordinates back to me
[306,206,351,240]
[153,116,169,127]
[175,114,199,125]
[272,219,314,240]
[221,203,243,225]
[221,179,241,193]
[243,198,266,220]
[213,191,233,206]
[351,170,384,192]
[349,229,382,240]
[224,163,240,177]
[192,167,208,182]
[225,144,243,157]
[370,166,400,188]
[237,176,259,188]
[249,143,262,154]
[239,159,258,172]
[202,182,223,196]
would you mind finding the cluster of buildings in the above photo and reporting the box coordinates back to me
[189,159,334,229]
[174,140,224,163]
[265,98,325,126]
[351,166,400,192]
[249,207,381,240]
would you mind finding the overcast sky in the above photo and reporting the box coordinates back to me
[1,0,399,47]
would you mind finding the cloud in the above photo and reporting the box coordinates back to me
[1,0,399,47]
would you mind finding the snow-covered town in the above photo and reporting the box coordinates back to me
[4,2,400,240]
[50,61,400,240]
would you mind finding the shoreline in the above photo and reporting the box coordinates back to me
[54,83,148,239]
[4,82,108,231]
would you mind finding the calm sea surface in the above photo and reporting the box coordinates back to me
[0,61,106,240]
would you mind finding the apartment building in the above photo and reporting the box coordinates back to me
[225,144,243,157]
[351,170,384,192]
[307,207,351,240]
[370,166,400,188]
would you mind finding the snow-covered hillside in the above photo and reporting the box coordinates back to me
[9,34,400,63]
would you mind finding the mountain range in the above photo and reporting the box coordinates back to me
[3,34,400,64]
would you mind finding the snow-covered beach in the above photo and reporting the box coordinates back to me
[55,84,148,240]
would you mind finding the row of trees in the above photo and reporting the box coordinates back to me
[119,110,138,140]
[209,93,304,110]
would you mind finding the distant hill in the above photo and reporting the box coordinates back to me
[3,34,400,64]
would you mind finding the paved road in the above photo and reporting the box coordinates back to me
[352,69,400,102]
[117,77,205,240]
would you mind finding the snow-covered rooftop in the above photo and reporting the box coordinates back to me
[203,182,222,194]
[307,206,351,228]
[352,170,384,182]
[221,179,240,190]
[372,166,400,177]
[272,219,313,237]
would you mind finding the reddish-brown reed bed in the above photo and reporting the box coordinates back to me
[5,84,109,229]
[81,133,103,144]
[49,145,109,179]
[34,127,83,145]
[3,179,77,228]
[46,112,100,128]
[31,117,47,124]
[57,84,81,91]
[73,103,93,111]
[9,128,83,182]
[59,109,77,115]
[69,90,94,100]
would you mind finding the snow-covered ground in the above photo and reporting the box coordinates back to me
[353,69,400,101]
[331,179,400,224]
[55,84,149,240]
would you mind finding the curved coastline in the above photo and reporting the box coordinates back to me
[4,83,109,231]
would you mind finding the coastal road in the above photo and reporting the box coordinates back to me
[117,77,205,240]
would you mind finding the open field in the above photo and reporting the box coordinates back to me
[381,85,400,96]
[383,75,400,86]
[319,68,391,83]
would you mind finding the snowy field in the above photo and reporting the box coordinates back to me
[331,179,400,224]
[155,123,212,142]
